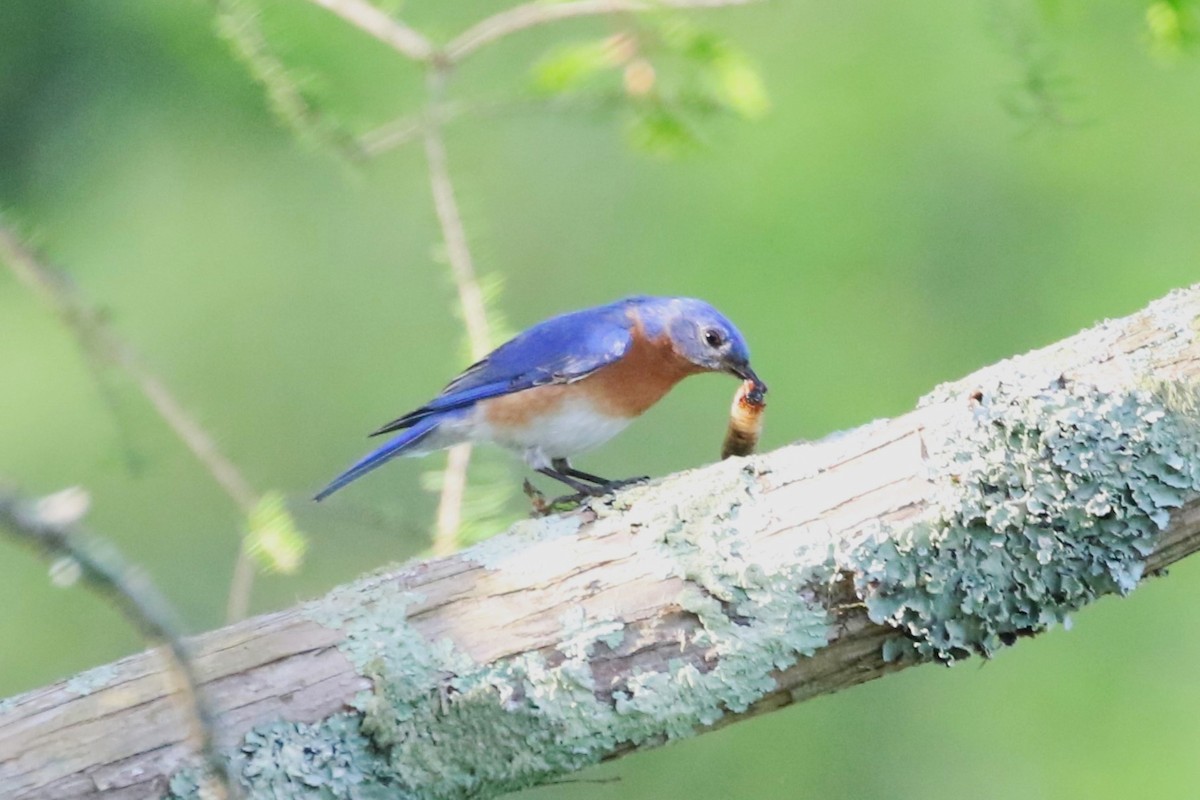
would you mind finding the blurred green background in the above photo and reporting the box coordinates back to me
[3,0,1200,797]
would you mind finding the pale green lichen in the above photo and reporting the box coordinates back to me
[656,471,834,710]
[175,459,836,799]
[853,380,1200,662]
[167,766,202,799]
[64,663,119,697]
[167,714,389,800]
[337,462,833,798]
[236,714,390,799]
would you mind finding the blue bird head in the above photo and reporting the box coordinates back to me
[641,297,766,393]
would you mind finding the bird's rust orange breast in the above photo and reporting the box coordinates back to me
[578,316,701,417]
[481,311,699,427]
[481,384,572,428]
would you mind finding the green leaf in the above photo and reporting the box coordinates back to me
[1145,0,1200,59]
[657,22,769,119]
[532,40,618,95]
[244,492,307,574]
[708,51,770,119]
[625,106,702,157]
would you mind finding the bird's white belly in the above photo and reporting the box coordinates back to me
[474,396,631,469]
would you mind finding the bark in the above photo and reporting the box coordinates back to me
[2,286,1200,799]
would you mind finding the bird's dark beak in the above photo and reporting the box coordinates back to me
[729,362,767,394]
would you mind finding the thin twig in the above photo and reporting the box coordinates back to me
[423,74,492,361]
[0,487,235,799]
[305,0,437,62]
[423,69,493,555]
[357,101,480,158]
[432,443,473,556]
[0,222,263,623]
[446,0,761,62]
[358,94,649,158]
[225,550,258,622]
[357,113,425,157]
[215,0,362,158]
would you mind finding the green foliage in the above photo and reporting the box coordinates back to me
[532,39,620,95]
[625,106,703,157]
[1146,0,1200,59]
[244,492,307,575]
[664,24,769,120]
[214,0,360,156]
[990,0,1080,130]
[529,20,769,157]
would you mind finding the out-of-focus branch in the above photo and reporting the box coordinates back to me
[445,0,762,62]
[357,112,424,156]
[305,0,436,62]
[306,0,760,66]
[0,487,234,799]
[423,69,494,556]
[357,102,479,158]
[0,222,262,623]
[214,0,361,158]
[423,76,492,362]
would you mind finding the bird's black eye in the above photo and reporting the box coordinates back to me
[703,329,725,349]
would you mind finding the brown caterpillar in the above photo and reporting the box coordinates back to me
[721,379,766,459]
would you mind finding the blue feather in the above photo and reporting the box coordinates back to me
[314,416,442,501]
[369,303,633,437]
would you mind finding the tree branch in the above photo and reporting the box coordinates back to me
[6,287,1196,795]
[445,0,762,63]
[305,0,436,63]
[0,488,234,799]
[422,69,495,556]
[0,222,265,623]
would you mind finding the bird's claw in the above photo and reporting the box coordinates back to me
[525,475,650,517]
[600,475,649,492]
[523,479,555,515]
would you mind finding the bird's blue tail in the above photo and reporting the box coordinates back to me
[314,416,441,501]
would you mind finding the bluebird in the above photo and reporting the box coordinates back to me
[315,296,765,501]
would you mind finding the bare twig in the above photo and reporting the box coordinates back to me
[446,0,762,62]
[0,487,235,799]
[358,94,654,159]
[0,222,263,623]
[423,75,492,362]
[431,443,473,556]
[306,0,437,62]
[215,0,361,158]
[422,69,494,555]
[357,112,425,156]
[357,101,481,158]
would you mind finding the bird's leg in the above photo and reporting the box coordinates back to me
[550,459,648,492]
[536,467,608,497]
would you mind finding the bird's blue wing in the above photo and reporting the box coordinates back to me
[370,302,634,436]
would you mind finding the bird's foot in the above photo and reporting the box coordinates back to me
[523,480,552,515]
[524,481,589,516]
[598,475,649,492]
[524,476,649,517]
